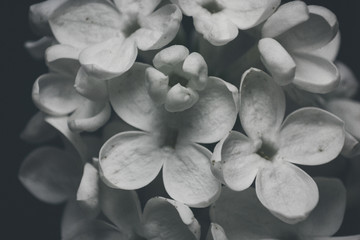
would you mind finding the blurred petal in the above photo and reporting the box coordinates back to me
[32,73,84,116]
[109,63,165,132]
[165,84,199,112]
[296,178,346,237]
[239,68,285,140]
[79,37,137,80]
[175,77,237,143]
[99,131,165,189]
[278,107,345,166]
[258,38,296,85]
[153,45,189,74]
[207,223,228,240]
[341,132,360,158]
[74,66,108,101]
[262,1,309,38]
[49,0,123,49]
[182,52,208,90]
[19,147,81,204]
[141,197,199,240]
[99,183,141,238]
[293,53,340,93]
[113,0,160,15]
[256,162,319,224]
[46,44,81,77]
[68,100,111,132]
[77,163,100,214]
[25,37,53,60]
[134,4,182,50]
[163,143,220,207]
[20,111,57,144]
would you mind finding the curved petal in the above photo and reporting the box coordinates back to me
[79,37,137,80]
[220,131,264,191]
[145,67,170,104]
[25,37,54,60]
[163,143,221,207]
[292,53,340,94]
[239,68,285,141]
[153,45,189,74]
[261,1,309,38]
[278,107,345,166]
[315,32,340,62]
[296,178,346,237]
[183,52,208,91]
[255,162,319,224]
[19,147,82,204]
[164,84,199,112]
[134,4,182,50]
[341,131,360,158]
[258,38,296,86]
[74,66,108,101]
[170,0,205,17]
[68,100,111,132]
[220,0,281,30]
[32,73,84,116]
[109,63,165,132]
[77,163,100,214]
[175,77,237,143]
[141,197,200,240]
[99,131,165,190]
[207,223,228,240]
[113,0,160,15]
[49,0,123,49]
[45,44,81,77]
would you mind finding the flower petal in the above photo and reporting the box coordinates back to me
[77,163,100,214]
[153,45,189,74]
[341,132,360,158]
[163,143,221,207]
[278,107,345,166]
[109,63,165,132]
[145,67,170,104]
[32,73,84,116]
[79,37,137,80]
[315,32,340,62]
[182,52,208,90]
[258,38,296,85]
[113,0,161,15]
[220,0,281,30]
[165,84,199,112]
[74,67,108,101]
[239,68,285,141]
[175,77,238,143]
[141,197,200,240]
[296,178,346,237]
[207,223,228,240]
[25,37,54,60]
[45,44,81,77]
[99,131,165,189]
[261,1,309,38]
[49,0,123,49]
[255,162,319,224]
[221,131,265,191]
[19,147,82,204]
[134,4,182,50]
[292,53,340,94]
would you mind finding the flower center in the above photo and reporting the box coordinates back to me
[160,128,179,149]
[256,139,278,161]
[122,14,141,37]
[168,73,189,87]
[202,1,224,14]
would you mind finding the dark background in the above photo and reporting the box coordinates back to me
[2,0,360,239]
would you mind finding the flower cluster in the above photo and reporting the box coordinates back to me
[21,0,360,239]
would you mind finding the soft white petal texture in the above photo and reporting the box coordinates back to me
[341,132,360,158]
[25,37,54,60]
[193,13,238,46]
[32,73,84,116]
[326,99,360,139]
[207,223,228,240]
[134,4,182,50]
[219,0,281,30]
[68,100,111,132]
[99,183,141,238]
[182,52,208,90]
[77,163,99,213]
[258,38,296,86]
[221,131,264,191]
[278,107,345,166]
[165,84,199,112]
[141,197,199,240]
[153,45,189,74]
[145,67,170,104]
[327,61,359,98]
[255,162,319,224]
[211,137,227,184]
[46,44,81,77]
[99,131,165,189]
[74,67,108,101]
[19,147,82,204]
[295,178,346,237]
[169,0,204,16]
[49,0,123,49]
[79,37,137,80]
[109,63,165,132]
[174,77,238,143]
[163,143,221,207]
[262,1,309,38]
[279,6,338,53]
[20,111,57,144]
[113,0,161,15]
[211,186,292,239]
[315,32,340,62]
[293,53,340,93]
[239,68,285,141]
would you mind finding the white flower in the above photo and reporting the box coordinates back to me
[212,68,345,223]
[171,0,280,46]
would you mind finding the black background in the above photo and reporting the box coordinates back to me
[2,0,360,239]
